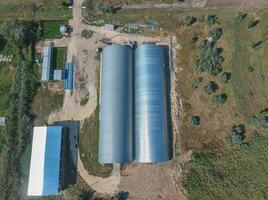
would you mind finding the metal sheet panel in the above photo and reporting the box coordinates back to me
[135,45,169,163]
[41,47,52,81]
[99,45,133,163]
[28,127,47,196]
[42,126,62,195]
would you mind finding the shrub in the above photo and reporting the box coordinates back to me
[96,3,119,14]
[226,124,246,146]
[191,116,200,126]
[208,28,222,42]
[212,93,227,104]
[248,66,254,72]
[248,20,259,28]
[251,40,262,49]
[187,36,198,44]
[185,16,197,26]
[220,72,231,83]
[203,81,218,95]
[81,29,93,39]
[250,108,268,131]
[194,40,223,76]
[204,14,217,24]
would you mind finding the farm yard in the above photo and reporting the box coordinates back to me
[0,0,268,199]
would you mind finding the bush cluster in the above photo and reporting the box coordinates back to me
[208,28,222,42]
[185,16,197,26]
[203,81,218,95]
[250,108,268,131]
[220,72,231,83]
[226,124,246,146]
[212,93,227,104]
[204,14,217,24]
[194,40,223,76]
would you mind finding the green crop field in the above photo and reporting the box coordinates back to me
[79,106,113,178]
[42,21,65,39]
[53,47,67,69]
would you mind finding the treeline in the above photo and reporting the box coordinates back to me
[0,20,39,200]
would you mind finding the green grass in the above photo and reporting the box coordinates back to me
[0,0,72,20]
[0,65,13,116]
[42,21,64,39]
[53,47,67,69]
[79,107,113,178]
[0,40,16,116]
[174,7,268,200]
[184,133,268,200]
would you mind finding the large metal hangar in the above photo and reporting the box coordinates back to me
[98,45,134,163]
[135,44,169,163]
[28,126,65,196]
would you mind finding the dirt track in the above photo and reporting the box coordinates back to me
[206,0,268,7]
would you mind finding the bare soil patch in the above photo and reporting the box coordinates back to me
[119,162,186,200]
[206,0,268,7]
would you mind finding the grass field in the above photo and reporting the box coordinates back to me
[42,21,64,39]
[0,0,72,20]
[173,7,268,200]
[79,107,113,178]
[53,47,67,69]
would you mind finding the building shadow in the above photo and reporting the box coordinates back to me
[53,120,80,189]
[160,45,173,160]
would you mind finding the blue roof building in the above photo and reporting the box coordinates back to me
[28,126,64,196]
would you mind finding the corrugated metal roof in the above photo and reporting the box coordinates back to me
[28,126,63,196]
[98,45,133,163]
[41,47,53,81]
[104,24,115,30]
[0,117,5,126]
[135,45,169,163]
[53,70,64,80]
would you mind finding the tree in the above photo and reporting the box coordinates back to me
[226,124,246,146]
[1,20,33,48]
[185,16,196,26]
[191,116,200,126]
[0,34,7,51]
[203,81,218,95]
[212,93,227,104]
